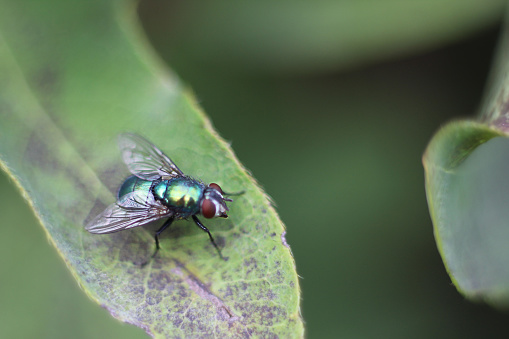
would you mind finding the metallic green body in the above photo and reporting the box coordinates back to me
[117,175,153,205]
[118,175,205,217]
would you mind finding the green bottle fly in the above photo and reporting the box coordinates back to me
[86,133,242,263]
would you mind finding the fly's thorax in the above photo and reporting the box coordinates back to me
[153,177,205,216]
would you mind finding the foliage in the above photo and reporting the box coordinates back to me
[0,1,303,337]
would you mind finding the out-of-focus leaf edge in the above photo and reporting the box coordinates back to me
[423,120,505,297]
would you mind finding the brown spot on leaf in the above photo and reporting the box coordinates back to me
[146,290,162,305]
[148,271,171,291]
[33,67,59,97]
[25,132,57,172]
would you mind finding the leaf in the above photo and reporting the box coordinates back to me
[0,1,303,337]
[423,122,504,299]
[423,15,509,305]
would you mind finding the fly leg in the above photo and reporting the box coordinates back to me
[141,216,174,266]
[192,215,226,260]
[153,217,175,258]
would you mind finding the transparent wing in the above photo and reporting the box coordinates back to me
[86,192,172,234]
[118,133,184,181]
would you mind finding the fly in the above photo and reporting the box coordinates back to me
[86,133,242,264]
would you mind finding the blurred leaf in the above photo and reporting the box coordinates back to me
[423,14,509,305]
[0,1,303,337]
[423,122,505,300]
[140,0,506,74]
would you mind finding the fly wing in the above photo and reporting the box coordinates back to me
[118,133,184,181]
[86,192,172,234]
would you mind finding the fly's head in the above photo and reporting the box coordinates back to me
[201,183,232,219]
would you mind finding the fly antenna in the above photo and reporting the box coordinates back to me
[223,190,245,197]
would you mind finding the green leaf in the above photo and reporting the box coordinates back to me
[0,1,303,337]
[423,122,505,300]
[423,15,509,305]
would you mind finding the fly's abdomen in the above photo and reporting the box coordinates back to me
[117,175,153,205]
[153,177,204,216]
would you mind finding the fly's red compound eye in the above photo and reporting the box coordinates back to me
[208,183,223,194]
[202,199,216,219]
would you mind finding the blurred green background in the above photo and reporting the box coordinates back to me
[2,1,509,338]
